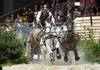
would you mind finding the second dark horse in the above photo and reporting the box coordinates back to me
[61,30,80,62]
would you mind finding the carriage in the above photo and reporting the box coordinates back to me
[27,18,80,64]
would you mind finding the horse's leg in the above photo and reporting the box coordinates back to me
[55,38,61,59]
[64,50,69,62]
[73,48,80,61]
[30,48,34,63]
[37,47,40,60]
[38,54,40,60]
[43,50,47,61]
[45,38,55,63]
[45,39,52,54]
[40,43,47,62]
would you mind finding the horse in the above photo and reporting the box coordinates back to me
[40,20,69,63]
[28,28,45,62]
[41,32,62,63]
[28,12,61,63]
[35,20,63,64]
[28,24,56,63]
[61,29,80,62]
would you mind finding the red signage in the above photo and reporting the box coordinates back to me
[80,0,96,6]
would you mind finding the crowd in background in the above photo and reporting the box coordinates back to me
[1,0,100,27]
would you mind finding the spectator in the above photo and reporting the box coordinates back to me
[27,8,34,23]
[10,14,14,23]
[21,12,28,23]
[55,3,61,12]
[40,0,45,6]
[39,0,45,10]
[96,6,99,16]
[61,1,67,16]
[67,10,72,19]
[3,14,14,25]
[32,11,38,27]
[92,6,98,16]
[39,5,43,11]
[2,0,100,28]
[15,14,22,23]
[21,7,28,16]
[3,16,11,23]
[34,4,38,11]
[50,3,55,15]
[96,7,100,16]
[51,0,56,5]
[20,8,28,23]
[73,8,81,19]
[55,10,64,22]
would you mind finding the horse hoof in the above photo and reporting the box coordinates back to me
[51,58,55,62]
[57,54,61,59]
[64,56,68,62]
[50,53,55,62]
[75,57,80,61]
[50,56,55,64]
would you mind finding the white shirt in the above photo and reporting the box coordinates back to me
[36,10,55,25]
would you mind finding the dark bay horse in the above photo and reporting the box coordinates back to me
[61,30,80,62]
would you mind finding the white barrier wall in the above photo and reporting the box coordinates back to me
[74,16,100,40]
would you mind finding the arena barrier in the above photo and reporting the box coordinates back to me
[74,16,100,40]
